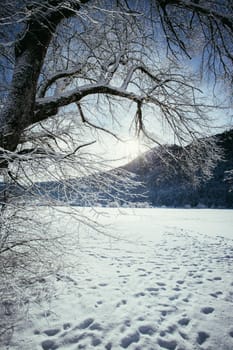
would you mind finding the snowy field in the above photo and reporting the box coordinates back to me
[6,208,233,350]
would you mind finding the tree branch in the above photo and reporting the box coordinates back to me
[158,0,233,33]
[37,66,82,98]
[34,83,142,123]
[77,102,122,140]
[63,140,96,159]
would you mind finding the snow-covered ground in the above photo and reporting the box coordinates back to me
[6,208,233,350]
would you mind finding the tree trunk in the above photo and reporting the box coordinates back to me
[0,1,86,157]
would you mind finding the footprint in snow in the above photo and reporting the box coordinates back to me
[90,322,103,331]
[116,299,127,307]
[74,317,94,330]
[41,339,58,350]
[138,325,156,336]
[105,342,112,350]
[134,292,145,297]
[157,282,166,286]
[229,330,233,338]
[63,323,71,330]
[91,336,102,346]
[157,338,177,350]
[165,325,177,334]
[59,330,102,347]
[146,287,159,292]
[120,331,140,348]
[43,328,60,336]
[210,291,223,298]
[137,316,145,321]
[182,297,190,303]
[201,306,214,314]
[176,280,184,285]
[178,317,190,326]
[196,331,210,345]
[124,319,131,327]
[169,294,179,301]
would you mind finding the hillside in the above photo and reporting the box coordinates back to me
[122,129,233,208]
[1,130,232,208]
[0,168,144,207]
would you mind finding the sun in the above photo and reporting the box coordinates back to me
[109,137,146,165]
[122,138,142,161]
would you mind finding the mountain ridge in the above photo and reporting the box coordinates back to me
[1,129,232,208]
[120,129,233,208]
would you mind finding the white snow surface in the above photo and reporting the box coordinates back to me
[6,208,233,350]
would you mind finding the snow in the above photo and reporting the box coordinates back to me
[5,208,233,350]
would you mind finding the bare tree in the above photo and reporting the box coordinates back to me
[0,0,231,277]
[0,0,232,157]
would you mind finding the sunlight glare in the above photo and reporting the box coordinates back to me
[121,138,141,161]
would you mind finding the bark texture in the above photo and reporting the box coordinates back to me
[0,1,87,154]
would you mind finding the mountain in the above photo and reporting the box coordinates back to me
[121,129,233,208]
[1,168,145,207]
[1,129,232,208]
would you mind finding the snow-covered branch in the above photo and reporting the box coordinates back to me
[34,83,142,123]
[37,66,83,98]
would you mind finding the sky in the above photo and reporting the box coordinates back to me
[85,85,233,169]
[1,0,232,174]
